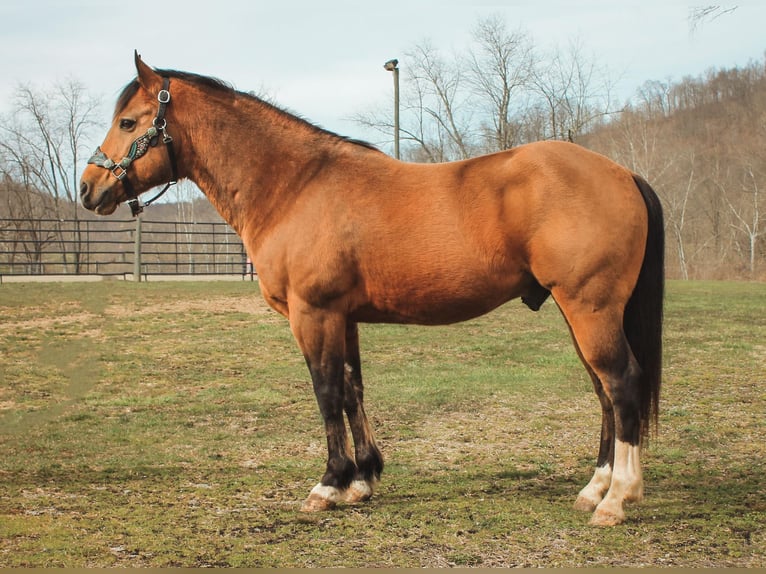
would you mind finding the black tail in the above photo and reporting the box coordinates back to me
[625,175,665,441]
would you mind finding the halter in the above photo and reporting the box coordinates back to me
[88,77,178,216]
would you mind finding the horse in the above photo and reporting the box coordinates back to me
[80,53,664,526]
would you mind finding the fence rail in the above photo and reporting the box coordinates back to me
[0,217,252,280]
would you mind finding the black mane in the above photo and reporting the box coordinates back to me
[115,68,380,152]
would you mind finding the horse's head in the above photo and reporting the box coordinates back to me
[80,52,179,216]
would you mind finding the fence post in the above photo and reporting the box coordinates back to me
[133,214,142,282]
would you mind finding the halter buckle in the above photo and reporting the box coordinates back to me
[110,164,128,180]
[128,198,143,217]
[158,89,171,104]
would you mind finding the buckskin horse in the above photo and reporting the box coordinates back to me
[80,53,664,526]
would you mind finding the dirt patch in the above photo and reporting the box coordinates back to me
[0,295,275,335]
[0,311,97,336]
[105,295,274,319]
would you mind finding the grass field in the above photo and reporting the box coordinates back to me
[0,279,764,567]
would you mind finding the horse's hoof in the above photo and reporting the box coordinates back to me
[300,493,336,512]
[344,479,374,504]
[299,483,342,512]
[573,495,599,513]
[589,505,625,526]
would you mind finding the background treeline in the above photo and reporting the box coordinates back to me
[1,15,764,279]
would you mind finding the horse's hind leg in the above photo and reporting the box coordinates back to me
[573,377,615,512]
[563,320,616,511]
[342,322,384,503]
[558,298,644,526]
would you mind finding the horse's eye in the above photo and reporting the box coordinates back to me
[119,118,136,131]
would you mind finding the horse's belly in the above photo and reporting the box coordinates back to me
[351,272,528,325]
[351,302,503,325]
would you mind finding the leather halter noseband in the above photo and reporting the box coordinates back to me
[88,77,178,216]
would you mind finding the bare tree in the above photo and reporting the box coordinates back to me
[465,16,535,152]
[0,79,101,272]
[530,38,617,142]
[664,149,698,280]
[636,79,675,117]
[405,41,474,161]
[0,174,59,273]
[721,161,764,276]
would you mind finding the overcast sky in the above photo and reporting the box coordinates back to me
[0,0,761,148]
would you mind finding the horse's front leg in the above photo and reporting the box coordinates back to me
[289,304,357,512]
[343,322,384,504]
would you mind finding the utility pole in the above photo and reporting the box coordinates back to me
[384,58,400,159]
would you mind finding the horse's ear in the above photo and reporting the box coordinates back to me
[134,50,161,92]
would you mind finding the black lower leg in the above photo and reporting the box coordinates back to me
[343,324,384,482]
[595,384,615,468]
[309,361,357,490]
[611,359,643,446]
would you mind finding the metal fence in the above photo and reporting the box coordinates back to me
[0,217,253,281]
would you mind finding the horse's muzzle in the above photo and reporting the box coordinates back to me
[79,178,118,215]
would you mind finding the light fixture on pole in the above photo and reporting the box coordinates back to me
[383,58,400,159]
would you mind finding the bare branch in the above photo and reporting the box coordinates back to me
[689,5,738,34]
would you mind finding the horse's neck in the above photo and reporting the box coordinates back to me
[181,94,325,242]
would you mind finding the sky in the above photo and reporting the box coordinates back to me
[0,0,762,150]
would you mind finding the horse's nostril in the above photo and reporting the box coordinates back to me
[80,181,89,198]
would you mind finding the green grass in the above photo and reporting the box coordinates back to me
[0,280,764,567]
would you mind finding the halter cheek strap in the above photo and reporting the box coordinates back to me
[88,126,159,180]
[87,77,178,217]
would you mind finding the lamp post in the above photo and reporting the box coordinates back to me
[383,58,400,159]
